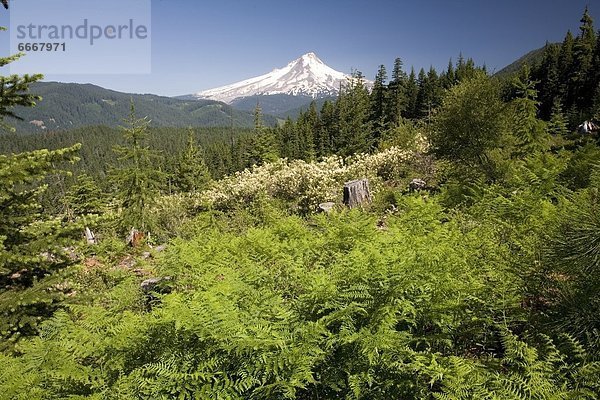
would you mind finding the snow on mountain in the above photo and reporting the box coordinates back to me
[195,53,350,104]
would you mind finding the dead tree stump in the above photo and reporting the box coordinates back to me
[126,228,145,248]
[343,179,371,208]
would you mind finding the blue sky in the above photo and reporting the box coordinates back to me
[0,0,596,96]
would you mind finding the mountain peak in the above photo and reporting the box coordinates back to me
[194,53,349,104]
[299,52,320,62]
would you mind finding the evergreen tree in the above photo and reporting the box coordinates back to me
[317,100,337,157]
[387,57,408,126]
[442,58,456,88]
[572,7,597,113]
[0,29,43,132]
[172,131,212,193]
[335,72,371,156]
[0,145,82,348]
[536,42,562,119]
[111,102,164,233]
[404,68,419,119]
[253,102,263,130]
[558,30,575,105]
[62,173,104,220]
[547,99,570,137]
[295,102,318,160]
[431,72,507,176]
[510,66,550,154]
[242,113,279,167]
[0,29,83,345]
[370,64,389,145]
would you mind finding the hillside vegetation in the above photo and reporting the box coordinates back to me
[1,9,600,399]
[7,82,278,133]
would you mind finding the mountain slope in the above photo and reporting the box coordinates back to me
[494,45,549,78]
[8,82,277,134]
[193,53,349,104]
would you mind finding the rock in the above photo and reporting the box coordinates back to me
[154,244,167,253]
[318,202,336,213]
[140,277,172,293]
[409,178,427,191]
[343,179,372,208]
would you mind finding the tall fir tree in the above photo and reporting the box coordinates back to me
[511,66,550,154]
[0,30,83,346]
[111,102,164,233]
[335,71,371,156]
[387,57,408,126]
[369,64,388,145]
[172,131,212,193]
[404,67,419,119]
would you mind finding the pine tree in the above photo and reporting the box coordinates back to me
[431,72,507,175]
[335,71,371,156]
[572,7,597,114]
[387,57,408,126]
[62,173,104,220]
[369,64,388,145]
[443,58,456,88]
[558,31,575,105]
[172,131,212,193]
[511,66,550,153]
[111,102,164,233]
[547,99,570,137]
[277,117,300,159]
[0,29,43,132]
[0,26,83,347]
[536,42,561,119]
[404,68,419,119]
[254,102,263,130]
[317,100,337,157]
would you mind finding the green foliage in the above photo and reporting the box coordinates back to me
[111,103,165,233]
[510,66,550,154]
[2,12,600,399]
[542,174,600,340]
[171,132,212,193]
[1,198,598,398]
[0,26,43,132]
[62,173,105,219]
[0,145,83,348]
[431,73,508,172]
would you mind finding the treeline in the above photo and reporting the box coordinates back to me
[530,7,600,124]
[270,55,486,159]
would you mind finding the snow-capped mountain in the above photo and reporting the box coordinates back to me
[194,52,349,104]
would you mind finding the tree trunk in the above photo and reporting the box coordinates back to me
[343,179,371,208]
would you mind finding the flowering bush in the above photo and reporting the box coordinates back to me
[201,145,425,212]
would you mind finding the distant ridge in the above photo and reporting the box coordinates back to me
[9,82,277,134]
[494,45,551,77]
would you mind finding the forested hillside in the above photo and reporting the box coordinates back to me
[7,82,278,133]
[1,8,600,400]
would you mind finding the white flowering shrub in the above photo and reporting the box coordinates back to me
[201,144,426,212]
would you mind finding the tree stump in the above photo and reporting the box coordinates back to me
[343,179,371,208]
[126,228,144,247]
